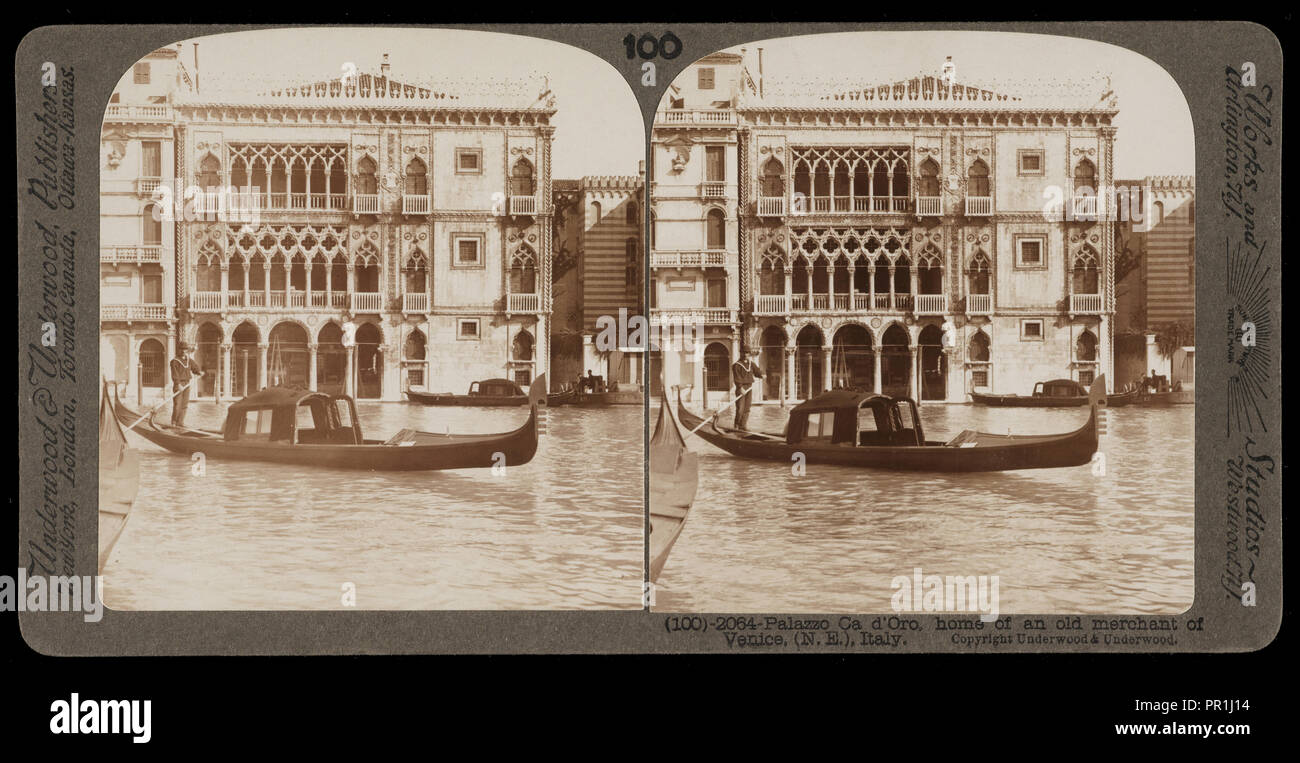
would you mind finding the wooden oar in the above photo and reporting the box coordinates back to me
[687,384,752,437]
[123,378,197,433]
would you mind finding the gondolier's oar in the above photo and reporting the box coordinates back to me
[687,384,752,437]
[123,378,197,433]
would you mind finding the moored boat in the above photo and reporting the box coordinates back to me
[678,375,1104,473]
[99,382,140,572]
[970,378,1090,407]
[649,395,698,583]
[406,378,528,406]
[112,374,545,471]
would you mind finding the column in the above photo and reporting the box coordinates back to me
[221,265,229,309]
[821,344,833,393]
[257,343,268,390]
[783,266,793,313]
[868,265,876,309]
[345,346,356,397]
[908,346,919,400]
[221,343,233,400]
[308,343,319,390]
[873,350,882,395]
[785,346,796,404]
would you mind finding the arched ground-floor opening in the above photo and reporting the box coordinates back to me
[880,324,911,398]
[702,342,731,407]
[317,322,347,395]
[268,322,310,389]
[795,325,824,400]
[918,324,947,401]
[831,324,874,391]
[355,322,383,399]
[196,322,222,397]
[139,338,166,390]
[231,322,260,397]
[759,325,786,400]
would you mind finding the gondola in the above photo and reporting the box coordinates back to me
[649,394,698,583]
[1104,382,1179,407]
[566,387,645,407]
[99,382,140,571]
[677,375,1104,473]
[110,374,545,472]
[969,378,1091,407]
[546,386,576,407]
[406,378,528,406]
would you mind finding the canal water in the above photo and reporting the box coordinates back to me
[104,402,644,610]
[652,401,1194,614]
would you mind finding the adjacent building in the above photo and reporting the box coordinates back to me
[102,50,559,402]
[650,51,1122,403]
[99,46,191,402]
[1114,175,1195,389]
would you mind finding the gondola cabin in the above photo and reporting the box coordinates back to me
[1033,379,1087,399]
[470,379,524,398]
[786,390,933,448]
[222,387,364,445]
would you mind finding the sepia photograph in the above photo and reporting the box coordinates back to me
[96,28,647,609]
[647,31,1197,614]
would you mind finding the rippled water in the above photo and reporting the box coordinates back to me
[105,402,644,610]
[652,401,1194,614]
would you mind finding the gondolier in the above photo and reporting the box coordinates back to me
[732,346,763,430]
[169,343,203,426]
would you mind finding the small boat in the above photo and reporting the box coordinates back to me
[99,382,140,571]
[406,378,528,406]
[677,375,1104,473]
[970,378,1090,407]
[1105,382,1182,407]
[546,386,576,407]
[649,395,698,583]
[110,374,545,471]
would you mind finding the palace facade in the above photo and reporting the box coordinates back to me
[101,50,557,402]
[650,51,1121,403]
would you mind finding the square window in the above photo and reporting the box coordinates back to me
[1018,150,1043,175]
[1016,236,1046,268]
[457,319,480,340]
[1020,320,1044,341]
[697,67,715,90]
[1078,370,1095,386]
[452,234,484,268]
[456,149,482,174]
[971,369,989,388]
[133,63,150,85]
[513,368,532,386]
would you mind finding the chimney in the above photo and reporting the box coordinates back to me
[942,55,956,86]
[381,53,390,77]
[637,159,646,178]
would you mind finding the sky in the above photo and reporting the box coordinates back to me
[712,31,1195,180]
[171,28,644,179]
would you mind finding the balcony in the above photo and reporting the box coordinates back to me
[509,195,538,216]
[655,109,737,126]
[916,196,943,217]
[1070,293,1104,314]
[966,293,993,315]
[191,292,223,311]
[352,193,380,214]
[351,292,384,312]
[1071,195,1098,219]
[101,245,162,264]
[651,308,736,326]
[195,191,224,216]
[700,181,726,198]
[651,251,728,268]
[402,195,431,215]
[793,196,912,215]
[914,294,948,315]
[507,293,542,313]
[753,294,789,315]
[403,293,430,313]
[101,304,169,321]
[757,196,785,217]
[965,196,993,216]
[790,293,914,312]
[103,104,172,122]
[135,177,162,197]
